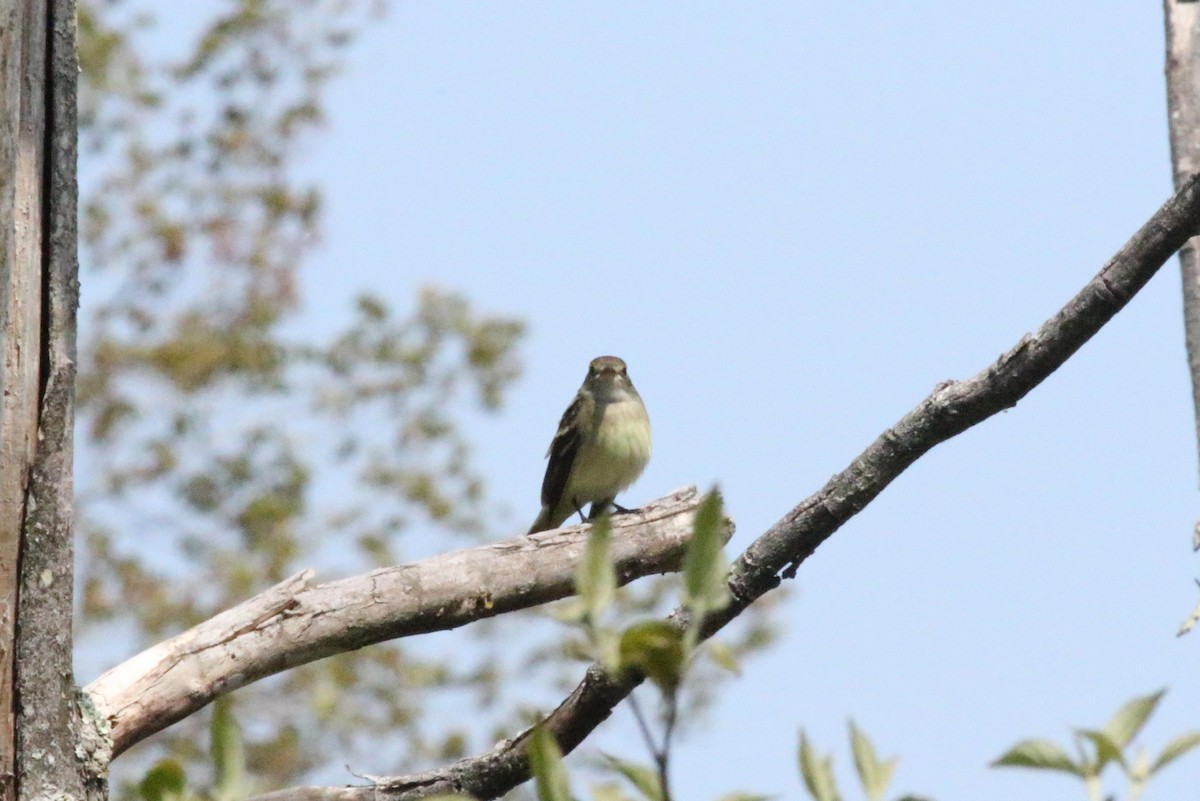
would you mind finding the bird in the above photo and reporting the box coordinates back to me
[528,355,652,534]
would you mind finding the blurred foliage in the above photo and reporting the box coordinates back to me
[77,0,525,792]
[993,689,1200,801]
[76,1,777,797]
[137,698,253,801]
[559,492,758,801]
[525,681,1200,801]
[797,725,932,801]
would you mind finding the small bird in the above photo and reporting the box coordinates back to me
[528,356,652,534]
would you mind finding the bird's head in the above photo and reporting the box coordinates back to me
[585,355,636,399]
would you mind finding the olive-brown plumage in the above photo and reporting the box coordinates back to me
[528,356,651,534]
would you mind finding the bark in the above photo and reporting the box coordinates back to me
[0,0,50,793]
[86,487,718,758]
[0,0,98,798]
[1165,0,1200,498]
[247,175,1200,801]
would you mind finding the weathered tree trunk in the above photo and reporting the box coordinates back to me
[0,1,103,799]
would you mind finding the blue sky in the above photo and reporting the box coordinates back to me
[167,3,1200,798]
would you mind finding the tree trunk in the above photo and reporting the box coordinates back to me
[1165,0,1200,509]
[0,1,103,798]
[0,0,50,792]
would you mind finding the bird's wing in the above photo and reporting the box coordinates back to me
[540,393,586,511]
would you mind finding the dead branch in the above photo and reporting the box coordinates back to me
[86,487,718,756]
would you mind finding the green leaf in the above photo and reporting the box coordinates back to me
[1129,746,1150,782]
[1076,728,1125,772]
[682,490,731,620]
[210,697,246,800]
[991,739,1084,776]
[1150,731,1200,774]
[595,628,622,676]
[848,720,895,801]
[528,726,572,801]
[138,759,187,801]
[618,620,685,693]
[546,598,589,624]
[1103,689,1165,748]
[576,516,615,623]
[798,731,840,801]
[602,754,663,801]
[706,640,742,676]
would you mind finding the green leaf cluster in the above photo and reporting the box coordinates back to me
[798,724,922,801]
[543,491,740,800]
[992,689,1200,801]
[526,737,768,801]
[567,490,734,697]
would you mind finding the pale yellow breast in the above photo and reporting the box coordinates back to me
[564,398,652,504]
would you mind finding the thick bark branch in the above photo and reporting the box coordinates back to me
[248,173,1200,801]
[1165,0,1200,490]
[87,487,718,758]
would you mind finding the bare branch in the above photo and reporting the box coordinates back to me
[247,173,1200,801]
[87,487,716,757]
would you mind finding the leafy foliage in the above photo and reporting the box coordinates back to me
[680,490,731,650]
[557,491,743,799]
[798,731,841,801]
[600,754,663,801]
[567,490,735,696]
[618,621,685,695]
[529,726,574,801]
[77,0,527,791]
[797,725,928,801]
[848,720,898,801]
[992,689,1200,800]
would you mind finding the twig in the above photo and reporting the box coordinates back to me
[626,691,660,760]
[626,691,674,801]
[658,694,678,801]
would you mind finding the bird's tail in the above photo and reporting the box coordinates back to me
[527,506,556,535]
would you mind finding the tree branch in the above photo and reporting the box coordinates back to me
[247,173,1200,801]
[86,487,718,758]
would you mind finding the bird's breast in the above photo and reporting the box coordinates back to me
[567,398,652,501]
[595,398,651,461]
